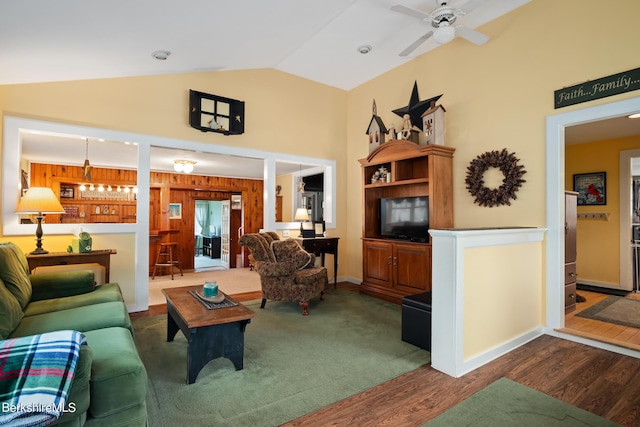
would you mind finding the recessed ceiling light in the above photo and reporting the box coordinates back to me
[357,45,372,54]
[628,113,640,119]
[152,50,171,60]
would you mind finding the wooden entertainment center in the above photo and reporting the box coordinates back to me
[359,140,454,303]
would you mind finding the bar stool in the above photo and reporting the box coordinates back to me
[152,242,184,280]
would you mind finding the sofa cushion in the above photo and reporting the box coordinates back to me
[24,283,124,317]
[10,301,132,338]
[50,344,93,426]
[271,239,312,270]
[0,278,24,340]
[83,327,147,419]
[0,242,32,309]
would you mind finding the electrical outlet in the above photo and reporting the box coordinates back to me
[282,229,290,237]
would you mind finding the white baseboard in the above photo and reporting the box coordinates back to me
[453,327,545,377]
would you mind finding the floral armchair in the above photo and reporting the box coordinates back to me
[239,232,328,315]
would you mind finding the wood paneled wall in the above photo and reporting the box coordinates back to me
[28,163,264,269]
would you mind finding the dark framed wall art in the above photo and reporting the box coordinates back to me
[573,172,606,205]
[60,187,74,198]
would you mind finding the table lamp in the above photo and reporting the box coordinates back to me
[294,208,309,237]
[16,187,65,254]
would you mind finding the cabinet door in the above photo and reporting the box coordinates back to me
[394,243,431,292]
[363,240,393,287]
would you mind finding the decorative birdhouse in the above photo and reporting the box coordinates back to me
[421,101,446,146]
[366,99,387,153]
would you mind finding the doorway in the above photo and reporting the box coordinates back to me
[546,96,640,357]
[194,199,229,270]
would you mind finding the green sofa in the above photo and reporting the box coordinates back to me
[0,242,147,427]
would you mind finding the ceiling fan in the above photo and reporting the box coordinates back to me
[392,0,490,56]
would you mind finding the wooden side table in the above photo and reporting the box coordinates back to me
[26,249,117,282]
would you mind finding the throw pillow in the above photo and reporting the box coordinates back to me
[271,239,312,271]
[0,242,33,309]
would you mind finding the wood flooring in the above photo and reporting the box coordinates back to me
[130,283,640,426]
[562,289,640,351]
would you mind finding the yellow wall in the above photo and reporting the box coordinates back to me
[566,135,640,286]
[276,174,293,222]
[463,243,542,360]
[346,0,640,284]
[345,0,639,356]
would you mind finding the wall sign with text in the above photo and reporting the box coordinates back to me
[554,67,640,109]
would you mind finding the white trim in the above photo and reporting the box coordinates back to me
[620,149,640,291]
[545,96,640,339]
[2,116,337,311]
[429,227,547,377]
[546,329,640,359]
[457,327,545,377]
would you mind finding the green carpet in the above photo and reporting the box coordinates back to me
[576,296,640,329]
[425,378,620,426]
[133,289,430,426]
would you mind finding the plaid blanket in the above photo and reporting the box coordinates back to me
[0,330,86,427]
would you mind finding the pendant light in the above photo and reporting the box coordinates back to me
[82,138,93,181]
[297,164,305,193]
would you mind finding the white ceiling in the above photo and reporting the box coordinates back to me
[0,0,530,91]
[6,0,532,176]
[565,115,640,145]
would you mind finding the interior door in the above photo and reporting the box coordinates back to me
[220,200,230,268]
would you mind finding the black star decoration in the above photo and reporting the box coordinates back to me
[392,81,443,129]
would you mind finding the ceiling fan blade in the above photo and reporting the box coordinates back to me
[457,26,489,45]
[399,31,434,57]
[391,4,432,21]
[458,0,489,14]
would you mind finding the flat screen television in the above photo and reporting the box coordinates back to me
[379,196,429,242]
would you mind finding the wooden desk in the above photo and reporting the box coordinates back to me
[26,249,117,282]
[295,237,339,288]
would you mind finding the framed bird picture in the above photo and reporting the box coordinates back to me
[573,172,606,205]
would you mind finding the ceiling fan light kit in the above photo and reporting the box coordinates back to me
[392,0,490,55]
[432,23,455,44]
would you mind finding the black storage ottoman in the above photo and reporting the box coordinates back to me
[401,291,432,351]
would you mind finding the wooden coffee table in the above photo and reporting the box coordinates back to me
[162,285,256,384]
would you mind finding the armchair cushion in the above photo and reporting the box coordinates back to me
[29,270,95,301]
[0,278,24,340]
[238,233,276,262]
[255,261,297,277]
[271,239,312,271]
[0,242,32,309]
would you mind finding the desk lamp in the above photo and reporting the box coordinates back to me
[16,187,65,254]
[294,208,309,237]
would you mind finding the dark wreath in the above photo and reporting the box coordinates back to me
[465,148,527,207]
